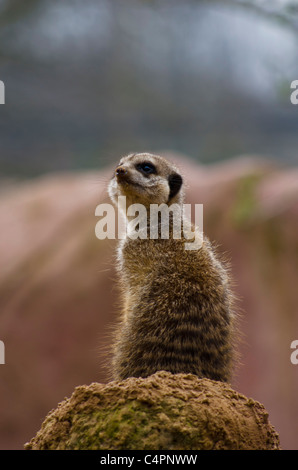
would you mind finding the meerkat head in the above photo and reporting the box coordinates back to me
[108,153,184,210]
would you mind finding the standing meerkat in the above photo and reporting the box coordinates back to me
[108,152,237,383]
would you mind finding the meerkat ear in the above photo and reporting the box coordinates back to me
[168,173,183,201]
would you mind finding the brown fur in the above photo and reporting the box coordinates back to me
[108,153,237,383]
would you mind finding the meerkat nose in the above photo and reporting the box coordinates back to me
[115,166,128,178]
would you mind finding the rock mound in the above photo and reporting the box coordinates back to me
[25,371,280,450]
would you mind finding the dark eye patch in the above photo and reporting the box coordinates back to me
[136,161,157,175]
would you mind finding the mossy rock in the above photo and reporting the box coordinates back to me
[25,371,280,450]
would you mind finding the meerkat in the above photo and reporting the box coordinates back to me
[108,152,236,383]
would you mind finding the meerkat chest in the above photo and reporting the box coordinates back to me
[118,237,180,283]
[119,238,155,278]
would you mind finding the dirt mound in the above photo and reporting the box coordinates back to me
[25,371,280,450]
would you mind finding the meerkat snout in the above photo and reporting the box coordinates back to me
[115,166,128,177]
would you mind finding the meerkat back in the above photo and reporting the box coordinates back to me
[108,153,236,383]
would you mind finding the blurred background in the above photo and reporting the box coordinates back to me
[0,0,298,450]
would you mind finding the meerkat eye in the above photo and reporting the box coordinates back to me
[136,162,157,175]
